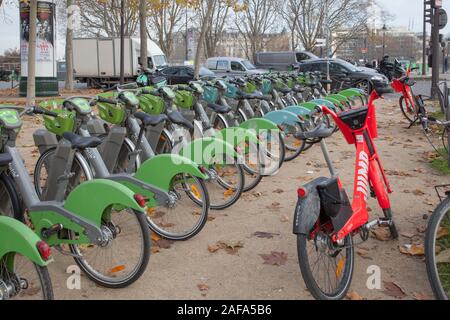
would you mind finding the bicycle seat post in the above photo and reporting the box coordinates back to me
[319,138,337,177]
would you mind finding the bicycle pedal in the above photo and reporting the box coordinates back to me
[54,245,83,259]
[41,223,63,239]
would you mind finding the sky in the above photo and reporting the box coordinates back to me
[1,0,450,59]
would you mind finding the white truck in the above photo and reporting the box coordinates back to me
[73,37,168,87]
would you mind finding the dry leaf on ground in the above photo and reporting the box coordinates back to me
[346,290,364,300]
[382,281,407,299]
[253,231,279,239]
[436,249,450,264]
[197,284,209,292]
[259,251,288,266]
[399,244,425,256]
[371,227,391,241]
[412,292,431,300]
[355,247,372,260]
[273,188,284,194]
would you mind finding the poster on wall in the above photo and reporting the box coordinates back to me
[20,0,56,78]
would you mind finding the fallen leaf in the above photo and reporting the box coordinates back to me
[216,240,244,255]
[400,232,416,239]
[382,281,407,299]
[412,292,431,300]
[399,244,425,256]
[208,244,220,253]
[266,202,281,210]
[371,227,391,241]
[356,247,372,260]
[197,284,209,292]
[412,189,425,196]
[346,290,364,300]
[437,227,450,239]
[280,214,289,222]
[436,249,450,264]
[151,233,162,242]
[273,188,284,194]
[253,231,279,239]
[156,239,173,249]
[259,251,288,266]
[151,246,161,254]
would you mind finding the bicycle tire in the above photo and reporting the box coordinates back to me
[399,96,417,124]
[425,196,450,300]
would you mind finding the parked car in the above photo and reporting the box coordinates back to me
[205,57,268,77]
[297,58,388,93]
[255,51,318,71]
[159,65,215,85]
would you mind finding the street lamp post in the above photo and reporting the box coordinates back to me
[382,24,387,58]
[120,0,125,84]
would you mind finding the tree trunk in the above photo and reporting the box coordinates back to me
[139,0,147,68]
[27,0,37,106]
[65,0,74,91]
[194,1,214,79]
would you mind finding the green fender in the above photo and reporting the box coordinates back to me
[179,136,238,166]
[239,117,279,132]
[31,179,145,246]
[0,216,50,268]
[300,102,318,111]
[338,88,364,98]
[284,106,312,118]
[262,110,300,126]
[214,127,260,148]
[324,97,345,111]
[131,154,207,206]
[310,99,338,112]
[326,94,349,104]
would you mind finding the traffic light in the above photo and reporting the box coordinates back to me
[425,0,434,23]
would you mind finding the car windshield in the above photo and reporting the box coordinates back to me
[335,59,361,72]
[241,60,256,70]
[153,55,168,68]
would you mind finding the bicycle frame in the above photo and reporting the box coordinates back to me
[319,90,392,241]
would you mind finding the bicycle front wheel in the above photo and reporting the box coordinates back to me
[425,196,450,300]
[399,96,417,124]
[0,255,53,300]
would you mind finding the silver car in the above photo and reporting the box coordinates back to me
[205,57,269,77]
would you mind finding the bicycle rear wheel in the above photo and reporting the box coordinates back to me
[399,96,417,124]
[425,196,450,300]
[297,221,354,300]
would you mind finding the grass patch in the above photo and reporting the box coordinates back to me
[430,149,450,175]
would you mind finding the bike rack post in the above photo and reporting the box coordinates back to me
[446,84,450,169]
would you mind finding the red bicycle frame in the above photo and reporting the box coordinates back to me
[321,91,393,241]
[391,67,415,113]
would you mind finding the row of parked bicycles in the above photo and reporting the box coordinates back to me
[0,67,447,300]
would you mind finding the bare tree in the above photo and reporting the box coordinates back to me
[279,0,370,54]
[146,0,185,58]
[77,0,139,37]
[234,0,280,62]
[201,0,230,58]
[193,0,214,78]
[139,0,147,67]
[65,0,74,90]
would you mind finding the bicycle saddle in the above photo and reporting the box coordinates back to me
[167,111,194,130]
[63,132,102,150]
[295,123,334,140]
[277,87,292,94]
[321,79,333,84]
[206,103,231,114]
[399,77,416,87]
[0,153,12,166]
[134,112,168,126]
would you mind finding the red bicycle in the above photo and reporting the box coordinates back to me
[293,86,398,300]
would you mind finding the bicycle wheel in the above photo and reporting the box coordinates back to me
[213,116,264,192]
[0,255,53,300]
[280,122,306,162]
[107,136,210,240]
[69,208,150,288]
[34,147,92,200]
[399,96,417,124]
[297,221,354,300]
[425,196,450,300]
[0,172,22,220]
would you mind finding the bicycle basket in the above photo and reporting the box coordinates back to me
[225,83,239,99]
[261,79,272,94]
[139,94,165,115]
[43,109,76,137]
[317,178,345,218]
[202,86,219,104]
[244,82,257,94]
[174,90,194,109]
[97,100,126,125]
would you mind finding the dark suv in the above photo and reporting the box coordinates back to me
[297,58,388,93]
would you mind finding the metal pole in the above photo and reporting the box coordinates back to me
[325,0,330,92]
[431,8,440,99]
[185,7,188,61]
[120,0,125,84]
[382,29,386,57]
[423,0,427,75]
